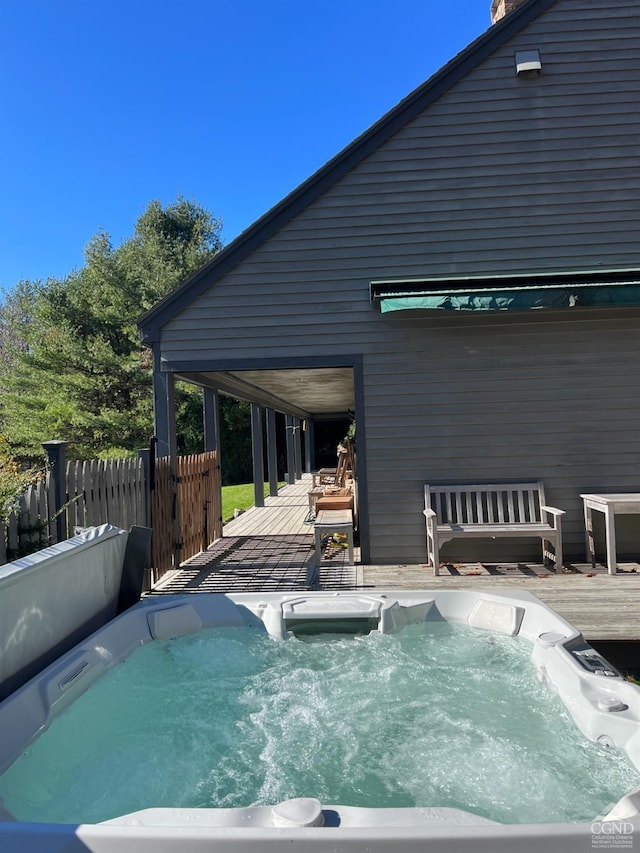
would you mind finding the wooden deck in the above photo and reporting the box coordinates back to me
[151,475,640,643]
[221,479,316,536]
[153,477,359,594]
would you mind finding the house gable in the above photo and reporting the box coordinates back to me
[152,0,640,366]
[139,0,557,344]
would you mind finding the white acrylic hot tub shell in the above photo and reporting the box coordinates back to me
[1,588,639,853]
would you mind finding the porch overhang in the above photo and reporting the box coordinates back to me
[163,360,357,421]
[370,269,640,314]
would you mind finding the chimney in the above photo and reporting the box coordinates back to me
[491,0,529,23]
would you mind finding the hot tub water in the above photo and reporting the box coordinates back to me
[1,621,638,826]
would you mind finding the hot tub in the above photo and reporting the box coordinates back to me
[1,589,639,852]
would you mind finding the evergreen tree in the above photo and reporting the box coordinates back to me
[219,398,253,485]
[0,198,222,463]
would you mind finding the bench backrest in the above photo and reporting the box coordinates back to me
[424,482,546,525]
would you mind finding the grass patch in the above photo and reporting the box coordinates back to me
[221,482,284,523]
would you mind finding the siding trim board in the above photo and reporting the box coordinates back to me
[138,0,557,343]
[163,355,364,373]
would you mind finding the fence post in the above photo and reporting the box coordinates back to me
[42,440,69,544]
[137,447,152,528]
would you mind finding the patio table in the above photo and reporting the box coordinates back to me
[580,493,640,574]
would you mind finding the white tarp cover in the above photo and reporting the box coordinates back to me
[0,524,128,697]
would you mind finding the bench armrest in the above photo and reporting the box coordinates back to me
[540,505,565,516]
[541,506,565,531]
[423,508,436,519]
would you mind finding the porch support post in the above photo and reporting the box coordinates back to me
[251,404,265,507]
[203,389,222,546]
[285,415,296,485]
[152,345,177,459]
[294,417,303,480]
[304,420,314,473]
[266,408,279,497]
[203,388,220,453]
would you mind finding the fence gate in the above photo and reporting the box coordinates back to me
[150,450,221,585]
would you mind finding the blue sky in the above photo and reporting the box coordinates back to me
[0,1,493,290]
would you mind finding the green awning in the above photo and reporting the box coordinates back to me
[374,279,640,313]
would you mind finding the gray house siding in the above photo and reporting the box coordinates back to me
[362,308,640,564]
[154,0,640,565]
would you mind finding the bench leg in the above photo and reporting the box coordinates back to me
[554,516,563,572]
[541,538,549,568]
[542,535,563,573]
[425,516,440,576]
[426,528,440,576]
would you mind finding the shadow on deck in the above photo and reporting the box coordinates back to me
[151,533,359,594]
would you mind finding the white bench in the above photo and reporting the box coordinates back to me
[423,482,564,575]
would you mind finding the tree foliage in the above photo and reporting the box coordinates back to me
[0,434,44,517]
[219,398,253,485]
[0,198,223,463]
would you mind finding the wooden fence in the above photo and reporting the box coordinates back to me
[149,452,223,585]
[0,478,52,566]
[0,450,222,585]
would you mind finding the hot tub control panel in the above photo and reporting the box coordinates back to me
[568,642,621,678]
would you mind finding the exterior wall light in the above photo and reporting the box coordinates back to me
[515,49,542,76]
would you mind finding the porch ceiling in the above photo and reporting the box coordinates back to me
[177,366,354,419]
